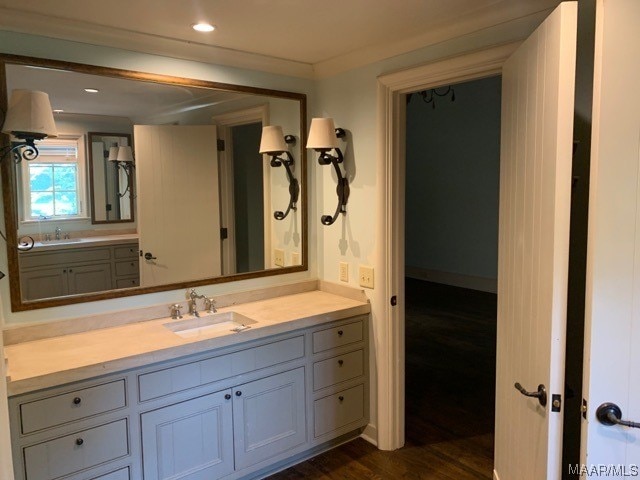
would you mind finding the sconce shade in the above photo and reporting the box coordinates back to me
[116,146,134,162]
[306,118,339,150]
[108,146,119,161]
[259,126,287,154]
[1,90,57,139]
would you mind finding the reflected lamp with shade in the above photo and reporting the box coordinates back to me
[108,145,135,198]
[1,89,58,163]
[259,125,299,220]
[306,117,348,226]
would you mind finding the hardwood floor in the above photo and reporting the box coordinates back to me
[269,279,497,479]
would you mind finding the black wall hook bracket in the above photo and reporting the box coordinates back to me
[317,128,348,226]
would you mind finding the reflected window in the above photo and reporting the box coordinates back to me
[19,136,87,221]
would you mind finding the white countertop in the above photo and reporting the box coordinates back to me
[5,290,370,396]
[27,234,139,252]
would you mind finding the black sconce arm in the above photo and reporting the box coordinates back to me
[318,148,350,226]
[270,151,299,220]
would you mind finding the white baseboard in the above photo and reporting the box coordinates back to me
[405,266,497,294]
[360,423,378,446]
[493,469,500,480]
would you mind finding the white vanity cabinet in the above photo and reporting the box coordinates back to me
[9,315,368,480]
[19,242,139,300]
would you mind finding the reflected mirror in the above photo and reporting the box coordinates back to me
[88,132,134,223]
[0,55,307,311]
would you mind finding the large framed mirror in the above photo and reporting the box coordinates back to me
[0,54,307,312]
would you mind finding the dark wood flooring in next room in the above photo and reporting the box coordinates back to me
[269,279,497,480]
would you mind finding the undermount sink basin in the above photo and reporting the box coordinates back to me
[39,238,83,245]
[163,312,257,338]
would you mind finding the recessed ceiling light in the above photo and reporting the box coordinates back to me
[53,109,64,113]
[84,88,99,93]
[192,23,215,32]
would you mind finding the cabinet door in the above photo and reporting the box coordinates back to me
[233,368,306,470]
[20,267,68,300]
[67,263,112,295]
[141,390,234,480]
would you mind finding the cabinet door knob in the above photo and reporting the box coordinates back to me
[224,394,231,400]
[75,438,84,446]
[73,397,82,405]
[338,360,344,366]
[337,330,344,336]
[338,396,344,402]
[235,391,242,397]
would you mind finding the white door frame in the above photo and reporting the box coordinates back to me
[211,105,270,274]
[375,43,519,450]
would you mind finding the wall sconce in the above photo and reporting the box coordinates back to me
[259,125,299,220]
[306,118,348,226]
[1,89,58,163]
[109,145,135,198]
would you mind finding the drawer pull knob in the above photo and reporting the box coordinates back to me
[338,396,344,402]
[337,330,344,336]
[75,438,84,446]
[235,391,242,397]
[73,397,82,405]
[338,360,344,366]
[224,394,231,400]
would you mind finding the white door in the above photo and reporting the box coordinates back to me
[581,0,640,471]
[494,3,577,480]
[135,125,221,287]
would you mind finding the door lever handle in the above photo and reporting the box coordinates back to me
[514,382,547,407]
[596,403,640,429]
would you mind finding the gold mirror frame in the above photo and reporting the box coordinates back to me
[0,54,307,312]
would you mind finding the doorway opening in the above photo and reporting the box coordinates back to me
[404,75,500,478]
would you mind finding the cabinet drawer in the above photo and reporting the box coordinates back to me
[115,260,139,276]
[313,349,364,391]
[139,336,304,401]
[115,278,139,288]
[23,419,129,480]
[312,320,363,353]
[20,248,111,269]
[91,467,130,480]
[113,245,138,259]
[20,380,126,434]
[314,384,365,438]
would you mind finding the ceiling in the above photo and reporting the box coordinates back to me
[0,0,561,78]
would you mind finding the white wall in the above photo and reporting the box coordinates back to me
[405,76,501,285]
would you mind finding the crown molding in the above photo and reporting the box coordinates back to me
[313,4,556,78]
[0,8,315,79]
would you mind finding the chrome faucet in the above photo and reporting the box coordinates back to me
[204,297,217,314]
[54,227,62,240]
[188,289,207,317]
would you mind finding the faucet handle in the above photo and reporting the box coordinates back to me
[204,298,216,313]
[169,303,183,319]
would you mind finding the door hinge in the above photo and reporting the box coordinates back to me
[552,394,562,413]
[390,295,397,306]
[582,398,588,419]
[217,139,225,152]
[220,227,228,240]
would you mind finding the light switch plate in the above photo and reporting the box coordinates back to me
[274,248,285,267]
[291,251,300,265]
[359,265,374,289]
[339,262,349,282]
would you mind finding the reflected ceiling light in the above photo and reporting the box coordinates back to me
[192,23,215,32]
[84,88,99,93]
[259,126,298,221]
[306,118,348,226]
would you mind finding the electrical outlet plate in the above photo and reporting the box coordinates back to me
[291,252,300,265]
[274,248,285,267]
[359,265,374,289]
[339,262,349,282]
